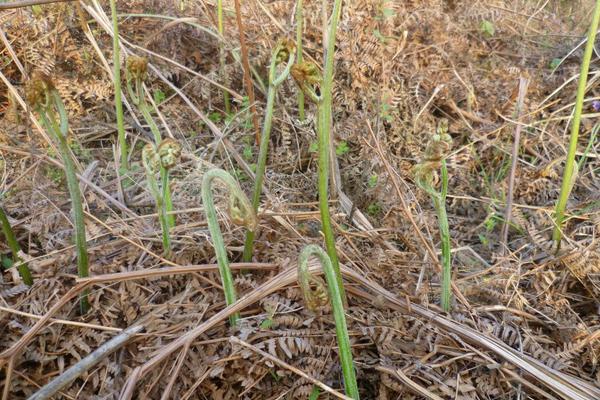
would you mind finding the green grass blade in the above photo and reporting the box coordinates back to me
[0,206,33,285]
[553,0,600,247]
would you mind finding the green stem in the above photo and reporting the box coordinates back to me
[242,43,295,262]
[0,206,33,285]
[110,0,127,171]
[296,0,305,121]
[240,80,275,262]
[217,0,230,114]
[154,161,171,256]
[137,89,175,229]
[553,0,600,247]
[318,0,345,304]
[298,245,359,399]
[142,145,172,257]
[436,160,451,312]
[139,102,162,144]
[40,91,89,313]
[414,123,453,312]
[202,169,256,327]
[160,166,174,228]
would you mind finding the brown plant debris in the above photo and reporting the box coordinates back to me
[1,0,600,398]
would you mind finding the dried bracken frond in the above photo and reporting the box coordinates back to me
[3,0,600,399]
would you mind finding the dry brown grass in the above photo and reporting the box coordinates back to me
[1,0,600,398]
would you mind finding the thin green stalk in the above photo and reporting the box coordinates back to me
[0,206,33,285]
[298,245,359,399]
[29,79,89,313]
[142,142,178,258]
[110,0,127,171]
[291,59,345,302]
[318,0,345,304]
[296,0,305,121]
[202,169,257,327]
[553,0,600,247]
[578,123,599,170]
[217,0,230,114]
[126,56,175,228]
[242,41,295,262]
[415,122,453,312]
[138,102,162,144]
[138,103,175,228]
[435,161,451,311]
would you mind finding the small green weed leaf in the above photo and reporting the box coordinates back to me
[380,101,394,122]
[32,5,43,16]
[484,214,498,231]
[382,7,396,18]
[478,233,489,246]
[335,141,350,156]
[209,112,222,123]
[308,386,321,400]
[232,167,249,182]
[480,20,495,37]
[260,318,273,329]
[373,29,386,43]
[243,145,253,161]
[367,202,382,216]
[549,58,561,70]
[153,89,166,105]
[1,255,13,269]
[368,174,378,188]
[309,141,318,153]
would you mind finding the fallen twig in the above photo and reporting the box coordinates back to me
[232,0,261,144]
[0,0,75,10]
[75,262,276,285]
[501,77,529,249]
[28,324,144,400]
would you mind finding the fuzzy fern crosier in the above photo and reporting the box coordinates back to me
[26,72,90,313]
[414,119,453,312]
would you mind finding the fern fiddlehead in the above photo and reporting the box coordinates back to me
[142,139,180,258]
[216,0,230,114]
[291,58,347,305]
[27,72,89,312]
[242,40,296,262]
[414,119,453,312]
[317,0,345,304]
[290,0,346,304]
[298,245,359,399]
[126,55,175,228]
[202,169,257,327]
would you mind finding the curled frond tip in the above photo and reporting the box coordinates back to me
[26,71,54,109]
[127,55,148,81]
[229,193,258,232]
[142,143,161,173]
[276,39,296,65]
[158,138,181,170]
